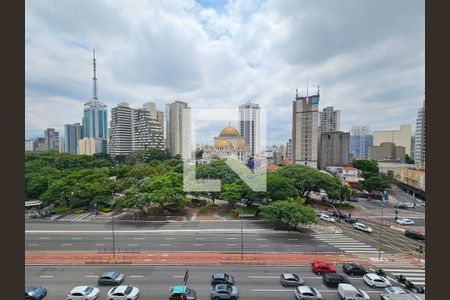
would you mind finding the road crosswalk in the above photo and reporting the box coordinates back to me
[311,233,383,254]
[384,268,426,286]
[59,212,95,221]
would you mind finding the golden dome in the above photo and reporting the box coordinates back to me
[219,126,240,137]
[215,139,233,148]
[236,139,246,148]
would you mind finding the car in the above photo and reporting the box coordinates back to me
[333,211,348,219]
[394,203,410,209]
[363,273,392,288]
[342,263,367,276]
[384,286,408,294]
[319,214,336,223]
[338,283,370,300]
[67,286,100,300]
[345,218,358,224]
[396,218,415,225]
[315,210,323,217]
[323,273,350,288]
[311,261,336,275]
[280,273,305,287]
[353,222,373,233]
[294,285,323,300]
[210,283,238,300]
[169,286,197,300]
[211,273,235,285]
[98,271,125,285]
[404,229,425,240]
[25,286,47,300]
[404,202,415,208]
[107,285,139,300]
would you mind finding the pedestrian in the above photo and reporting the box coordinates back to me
[348,212,351,219]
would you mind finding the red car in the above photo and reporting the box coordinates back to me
[311,261,336,275]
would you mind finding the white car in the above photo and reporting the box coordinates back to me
[363,273,391,288]
[67,286,100,300]
[353,222,373,233]
[395,218,415,225]
[320,214,336,223]
[107,285,140,300]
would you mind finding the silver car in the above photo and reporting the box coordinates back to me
[280,273,305,287]
[210,283,238,300]
[384,286,408,294]
[294,286,323,300]
[98,271,125,285]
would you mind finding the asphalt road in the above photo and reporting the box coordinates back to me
[25,265,421,300]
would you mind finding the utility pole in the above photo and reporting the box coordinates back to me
[378,200,384,260]
[111,193,116,259]
[240,200,245,260]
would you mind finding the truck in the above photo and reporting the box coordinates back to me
[338,283,370,300]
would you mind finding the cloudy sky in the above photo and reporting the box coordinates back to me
[25,0,424,146]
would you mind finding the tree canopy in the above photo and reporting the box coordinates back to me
[259,198,316,228]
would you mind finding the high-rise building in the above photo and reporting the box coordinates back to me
[59,139,65,153]
[239,101,260,157]
[166,101,191,159]
[318,131,350,169]
[286,139,292,162]
[82,50,108,153]
[25,139,34,152]
[79,137,97,155]
[292,88,320,168]
[350,126,373,159]
[373,124,412,156]
[108,102,133,156]
[414,99,425,166]
[64,123,83,154]
[320,106,340,132]
[279,144,286,159]
[33,137,46,152]
[108,102,165,156]
[369,142,406,163]
[44,128,59,151]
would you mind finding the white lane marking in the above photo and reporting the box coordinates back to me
[85,275,98,278]
[292,245,304,247]
[129,275,144,278]
[344,250,382,253]
[28,244,39,246]
[195,237,205,240]
[258,244,269,247]
[385,269,425,272]
[160,244,172,246]
[391,273,426,276]
[134,238,145,240]
[409,281,425,285]
[226,244,238,246]
[71,237,82,240]
[339,247,376,249]
[256,238,267,241]
[165,238,175,240]
[103,237,112,240]
[40,275,54,278]
[39,237,51,240]
[227,238,237,240]
[61,243,73,246]
[127,244,139,246]
[288,239,298,241]
[95,244,106,246]
[173,275,184,278]
[248,276,280,279]
[193,244,205,246]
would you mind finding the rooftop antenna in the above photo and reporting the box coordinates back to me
[306,76,309,97]
[296,88,298,98]
[92,49,98,100]
[317,85,320,95]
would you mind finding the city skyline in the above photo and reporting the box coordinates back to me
[25,0,424,145]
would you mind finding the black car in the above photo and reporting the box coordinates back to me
[98,272,125,285]
[342,263,367,276]
[333,211,348,219]
[323,273,350,288]
[25,286,47,300]
[211,273,235,285]
[345,218,358,224]
[404,230,425,241]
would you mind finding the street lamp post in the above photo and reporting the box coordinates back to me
[240,199,246,260]
[378,200,384,260]
[111,194,116,259]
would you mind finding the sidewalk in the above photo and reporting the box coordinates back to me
[25,251,424,268]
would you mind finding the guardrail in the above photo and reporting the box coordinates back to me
[97,247,141,253]
[85,257,132,264]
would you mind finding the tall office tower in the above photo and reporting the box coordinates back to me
[414,99,425,165]
[320,106,341,132]
[166,101,191,159]
[292,88,320,168]
[44,128,59,151]
[25,139,34,151]
[318,131,350,169]
[59,139,65,153]
[373,124,412,156]
[78,137,97,155]
[132,102,164,151]
[82,50,108,152]
[286,139,292,161]
[349,126,373,159]
[64,123,83,154]
[279,144,286,159]
[108,102,133,156]
[33,137,46,152]
[239,101,260,157]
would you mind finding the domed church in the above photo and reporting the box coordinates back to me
[199,124,251,164]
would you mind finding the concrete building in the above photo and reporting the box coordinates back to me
[59,138,65,153]
[414,100,425,166]
[279,144,286,159]
[82,50,108,153]
[33,137,46,152]
[373,124,412,156]
[320,106,340,132]
[239,101,261,157]
[25,139,34,151]
[286,139,292,162]
[79,137,97,155]
[166,101,191,159]
[44,128,59,151]
[369,142,406,162]
[394,166,425,192]
[64,123,83,154]
[350,126,373,159]
[318,131,350,169]
[292,89,320,168]
[108,102,133,156]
